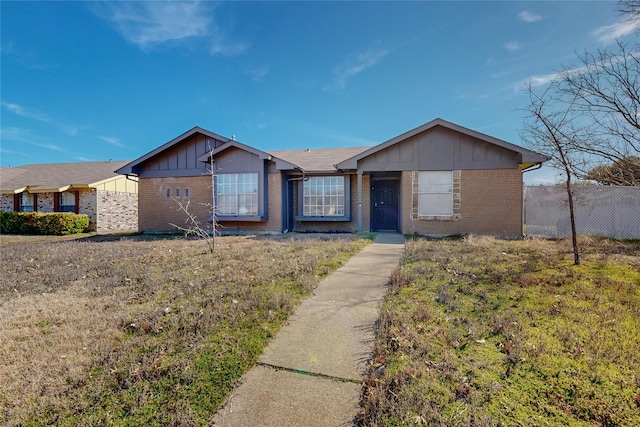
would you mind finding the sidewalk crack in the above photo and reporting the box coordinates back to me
[256,361,362,384]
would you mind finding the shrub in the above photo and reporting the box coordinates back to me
[0,211,89,235]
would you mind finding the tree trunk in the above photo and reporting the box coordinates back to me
[563,171,580,265]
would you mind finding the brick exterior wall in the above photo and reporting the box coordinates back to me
[139,176,212,233]
[37,193,55,212]
[1,194,14,211]
[95,190,138,233]
[139,174,283,234]
[402,169,523,237]
[1,190,137,233]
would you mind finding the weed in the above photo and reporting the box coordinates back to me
[359,236,640,426]
[0,234,369,426]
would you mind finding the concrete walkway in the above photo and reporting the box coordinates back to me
[211,233,405,426]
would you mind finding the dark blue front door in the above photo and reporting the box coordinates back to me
[371,178,399,231]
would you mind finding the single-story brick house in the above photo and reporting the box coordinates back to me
[0,161,138,233]
[116,118,547,237]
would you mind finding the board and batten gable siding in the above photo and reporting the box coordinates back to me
[137,134,226,178]
[357,126,521,172]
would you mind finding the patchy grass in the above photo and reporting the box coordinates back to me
[360,235,640,427]
[0,232,98,247]
[0,234,369,426]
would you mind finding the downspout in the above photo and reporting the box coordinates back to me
[357,171,363,233]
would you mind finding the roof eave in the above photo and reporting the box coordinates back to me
[336,118,549,170]
[197,140,272,163]
[28,185,72,193]
[118,126,231,175]
[0,187,27,194]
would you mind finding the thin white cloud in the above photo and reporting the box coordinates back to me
[504,41,521,52]
[98,1,211,51]
[0,127,64,152]
[209,37,250,56]
[522,71,559,89]
[2,101,82,136]
[95,1,248,56]
[99,136,124,147]
[245,65,270,82]
[1,102,50,122]
[325,45,389,92]
[518,10,542,23]
[593,19,640,44]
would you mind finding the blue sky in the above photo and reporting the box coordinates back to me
[1,1,638,184]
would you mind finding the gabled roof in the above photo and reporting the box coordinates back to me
[336,118,548,170]
[0,161,131,194]
[117,126,230,175]
[197,140,274,163]
[269,147,372,173]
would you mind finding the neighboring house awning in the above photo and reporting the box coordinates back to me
[0,161,132,194]
[336,118,548,171]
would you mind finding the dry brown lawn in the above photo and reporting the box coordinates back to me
[0,233,370,426]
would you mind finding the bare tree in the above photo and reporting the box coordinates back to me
[618,0,640,23]
[552,41,640,182]
[170,148,218,253]
[521,83,581,265]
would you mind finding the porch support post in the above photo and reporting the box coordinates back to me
[357,170,363,232]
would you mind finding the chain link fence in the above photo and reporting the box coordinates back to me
[524,185,640,239]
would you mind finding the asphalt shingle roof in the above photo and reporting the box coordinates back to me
[0,161,131,192]
[269,147,372,172]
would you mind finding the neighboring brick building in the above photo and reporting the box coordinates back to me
[117,118,547,237]
[0,161,138,233]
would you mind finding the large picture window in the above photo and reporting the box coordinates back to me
[217,173,258,216]
[418,171,453,216]
[303,176,345,216]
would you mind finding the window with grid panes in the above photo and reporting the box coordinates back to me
[216,173,258,215]
[303,176,345,216]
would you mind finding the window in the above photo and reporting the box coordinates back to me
[184,188,189,198]
[176,188,180,198]
[20,192,34,212]
[217,173,258,215]
[166,188,171,198]
[418,171,453,216]
[303,176,345,216]
[59,191,76,212]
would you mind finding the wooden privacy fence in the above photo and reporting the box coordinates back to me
[524,185,640,239]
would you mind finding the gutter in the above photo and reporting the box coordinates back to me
[521,163,543,173]
[125,174,139,183]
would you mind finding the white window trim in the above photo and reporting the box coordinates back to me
[411,170,462,221]
[296,175,351,221]
[216,173,259,216]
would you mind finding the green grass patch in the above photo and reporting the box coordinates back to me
[360,236,640,426]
